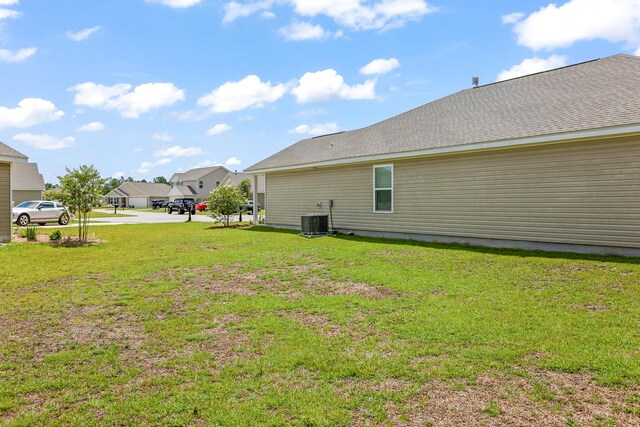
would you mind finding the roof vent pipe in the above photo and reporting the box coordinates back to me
[472,76,479,88]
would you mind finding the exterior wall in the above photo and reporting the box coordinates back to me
[12,190,43,205]
[186,168,229,201]
[0,162,11,242]
[265,136,640,249]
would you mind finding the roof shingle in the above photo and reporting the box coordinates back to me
[247,54,640,172]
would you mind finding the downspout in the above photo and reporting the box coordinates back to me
[252,174,258,225]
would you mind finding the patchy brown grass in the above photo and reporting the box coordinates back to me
[372,370,640,427]
[145,264,401,301]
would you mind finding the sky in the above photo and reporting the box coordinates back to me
[1,0,639,183]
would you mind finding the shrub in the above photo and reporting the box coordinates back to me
[22,224,38,241]
[49,230,62,241]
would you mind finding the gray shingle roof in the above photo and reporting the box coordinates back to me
[11,162,44,191]
[247,54,640,172]
[0,141,27,160]
[172,166,229,181]
[127,182,171,197]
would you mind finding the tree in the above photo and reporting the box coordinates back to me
[44,186,63,202]
[153,176,168,184]
[239,178,252,200]
[207,185,244,227]
[58,165,105,242]
[102,177,121,195]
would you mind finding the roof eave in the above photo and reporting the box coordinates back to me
[246,123,640,174]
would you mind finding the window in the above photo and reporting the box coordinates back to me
[198,180,204,189]
[373,164,393,213]
[215,181,220,187]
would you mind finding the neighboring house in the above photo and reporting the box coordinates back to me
[169,166,230,201]
[168,185,198,201]
[246,54,640,256]
[104,182,171,208]
[219,172,265,207]
[0,141,28,241]
[11,162,45,205]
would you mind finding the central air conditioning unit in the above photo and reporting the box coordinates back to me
[301,213,329,236]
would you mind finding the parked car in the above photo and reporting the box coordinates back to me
[151,200,168,210]
[167,198,196,215]
[195,201,208,212]
[239,200,261,214]
[12,200,70,226]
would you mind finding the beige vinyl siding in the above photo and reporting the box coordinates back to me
[0,162,11,242]
[265,136,640,248]
[12,190,43,205]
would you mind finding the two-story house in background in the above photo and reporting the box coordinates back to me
[168,165,230,201]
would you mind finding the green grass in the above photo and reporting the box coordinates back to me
[1,223,639,425]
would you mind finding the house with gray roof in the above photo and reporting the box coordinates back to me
[11,162,45,205]
[104,181,171,208]
[246,54,640,256]
[0,141,28,241]
[219,172,265,207]
[169,165,230,201]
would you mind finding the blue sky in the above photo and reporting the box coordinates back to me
[1,0,639,182]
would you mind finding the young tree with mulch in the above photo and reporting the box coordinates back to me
[58,165,105,242]
[207,185,245,227]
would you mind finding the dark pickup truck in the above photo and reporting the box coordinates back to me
[167,198,196,214]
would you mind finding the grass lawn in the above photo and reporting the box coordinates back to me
[1,223,639,426]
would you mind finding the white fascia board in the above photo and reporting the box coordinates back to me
[0,155,27,163]
[247,123,640,174]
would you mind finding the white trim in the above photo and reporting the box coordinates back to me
[246,123,640,174]
[0,155,27,163]
[373,164,393,213]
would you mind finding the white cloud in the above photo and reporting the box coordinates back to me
[207,123,232,136]
[0,98,64,129]
[497,55,568,81]
[223,0,274,23]
[225,156,242,166]
[506,0,640,51]
[188,159,222,169]
[112,171,125,179]
[279,21,337,41]
[153,132,173,142]
[0,8,19,20]
[146,0,202,8]
[359,57,400,75]
[291,69,376,103]
[261,10,276,19]
[289,122,339,136]
[197,75,286,113]
[12,133,75,150]
[133,147,143,153]
[154,145,205,158]
[66,26,101,42]
[0,1,20,6]
[137,157,173,174]
[224,0,435,31]
[70,81,185,118]
[77,121,104,132]
[501,12,524,24]
[0,47,36,62]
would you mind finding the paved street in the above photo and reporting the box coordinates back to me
[28,209,252,228]
[90,209,219,224]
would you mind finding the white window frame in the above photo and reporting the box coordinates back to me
[373,164,394,213]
